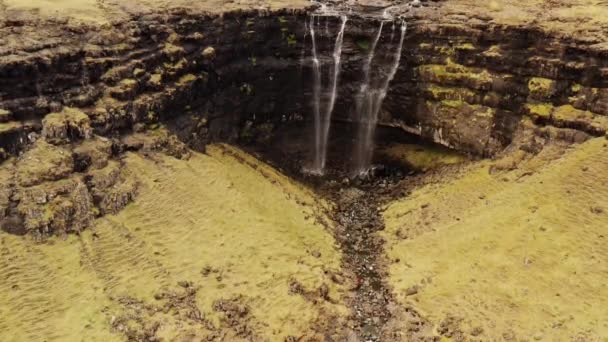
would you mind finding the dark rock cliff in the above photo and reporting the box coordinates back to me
[1,1,608,235]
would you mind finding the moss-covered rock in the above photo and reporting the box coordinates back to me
[121,128,191,160]
[16,140,73,187]
[73,137,113,171]
[42,107,92,144]
[86,160,138,215]
[528,77,557,100]
[416,61,495,90]
[422,84,477,104]
[17,176,95,235]
[525,102,554,118]
[0,109,12,123]
[109,78,140,101]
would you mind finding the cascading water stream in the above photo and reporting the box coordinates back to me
[354,21,384,175]
[354,20,407,176]
[309,16,323,173]
[308,14,348,174]
[320,15,347,171]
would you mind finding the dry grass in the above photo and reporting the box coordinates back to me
[382,138,608,340]
[433,0,608,42]
[2,0,311,24]
[378,142,467,171]
[0,144,347,341]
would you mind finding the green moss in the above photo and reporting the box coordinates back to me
[442,99,468,108]
[455,42,475,50]
[528,77,556,98]
[417,60,494,86]
[0,109,11,121]
[177,74,197,86]
[426,85,476,102]
[483,45,502,57]
[286,34,297,47]
[0,121,21,133]
[162,43,185,60]
[120,78,137,87]
[380,143,467,171]
[164,58,187,73]
[571,83,583,93]
[552,104,592,121]
[525,103,554,118]
[356,38,370,51]
[438,45,456,56]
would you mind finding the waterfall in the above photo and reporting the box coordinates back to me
[309,15,348,174]
[354,21,384,174]
[353,20,407,176]
[310,16,323,173]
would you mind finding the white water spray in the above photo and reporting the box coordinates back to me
[354,20,407,175]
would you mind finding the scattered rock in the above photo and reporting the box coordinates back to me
[470,326,484,336]
[405,286,419,296]
[590,206,604,214]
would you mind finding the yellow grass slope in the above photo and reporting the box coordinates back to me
[2,0,311,24]
[383,138,608,340]
[0,144,347,341]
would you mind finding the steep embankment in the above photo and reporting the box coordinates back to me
[383,138,608,340]
[0,144,349,341]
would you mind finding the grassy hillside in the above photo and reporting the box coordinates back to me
[383,138,608,340]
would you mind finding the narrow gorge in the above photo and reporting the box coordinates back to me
[0,0,607,341]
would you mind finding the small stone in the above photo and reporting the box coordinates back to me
[319,283,330,300]
[470,326,484,336]
[177,280,191,288]
[405,286,418,296]
[590,206,604,214]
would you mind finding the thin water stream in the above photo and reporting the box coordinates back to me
[309,15,348,174]
[354,21,407,176]
[307,6,407,177]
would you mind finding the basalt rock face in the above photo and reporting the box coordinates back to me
[318,16,608,156]
[2,2,608,235]
[384,22,608,156]
[0,7,313,156]
[5,5,606,160]
[0,7,312,236]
